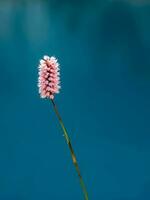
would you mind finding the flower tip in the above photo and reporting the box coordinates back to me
[43,55,49,60]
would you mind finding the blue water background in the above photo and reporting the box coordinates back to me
[0,1,150,199]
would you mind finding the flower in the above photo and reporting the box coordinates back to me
[38,55,60,99]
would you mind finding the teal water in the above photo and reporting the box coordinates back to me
[0,1,150,199]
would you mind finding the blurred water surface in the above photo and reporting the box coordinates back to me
[0,0,150,199]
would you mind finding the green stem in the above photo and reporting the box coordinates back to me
[51,99,89,200]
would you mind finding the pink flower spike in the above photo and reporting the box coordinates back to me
[38,55,61,99]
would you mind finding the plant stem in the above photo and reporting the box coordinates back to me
[51,99,89,200]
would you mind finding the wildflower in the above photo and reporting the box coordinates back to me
[38,56,60,99]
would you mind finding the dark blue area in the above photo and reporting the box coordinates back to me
[0,1,150,199]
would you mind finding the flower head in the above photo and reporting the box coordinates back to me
[38,55,60,99]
